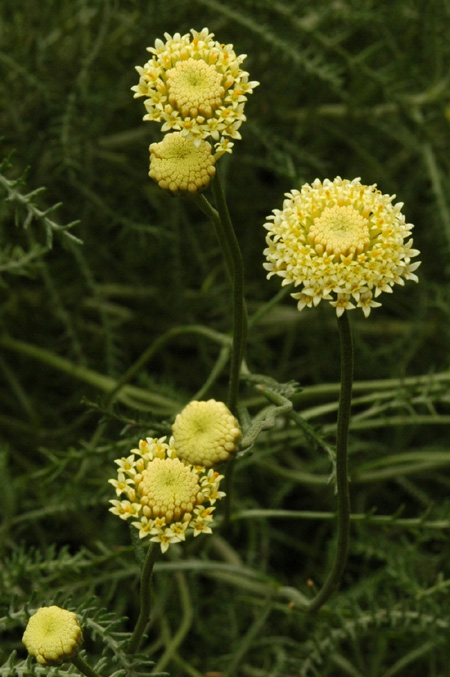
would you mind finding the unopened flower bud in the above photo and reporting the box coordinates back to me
[22,606,82,666]
[172,399,241,467]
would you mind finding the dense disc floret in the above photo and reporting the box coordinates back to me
[149,132,216,194]
[131,27,259,154]
[172,399,242,467]
[109,437,224,552]
[22,607,82,666]
[263,177,421,317]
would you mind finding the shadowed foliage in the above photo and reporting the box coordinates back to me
[2,0,450,675]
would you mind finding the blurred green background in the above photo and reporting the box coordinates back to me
[2,1,450,675]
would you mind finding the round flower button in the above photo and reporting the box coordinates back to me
[22,606,82,666]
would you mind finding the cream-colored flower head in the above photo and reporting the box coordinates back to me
[172,399,241,467]
[149,132,216,194]
[131,27,259,153]
[22,606,82,666]
[263,177,421,317]
[109,436,225,553]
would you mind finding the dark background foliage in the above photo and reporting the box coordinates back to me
[2,1,450,675]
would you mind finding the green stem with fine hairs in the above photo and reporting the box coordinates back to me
[193,192,233,282]
[127,542,159,654]
[307,311,353,613]
[210,167,248,415]
[71,654,102,677]
[194,169,248,414]
[193,169,248,524]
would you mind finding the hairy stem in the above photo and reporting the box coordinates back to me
[210,168,248,527]
[193,192,233,281]
[71,653,102,677]
[307,311,353,613]
[210,167,248,415]
[194,170,248,524]
[127,542,159,654]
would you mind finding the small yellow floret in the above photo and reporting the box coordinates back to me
[149,132,215,194]
[22,606,82,666]
[172,399,241,467]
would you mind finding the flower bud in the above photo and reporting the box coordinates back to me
[22,606,82,666]
[172,399,241,467]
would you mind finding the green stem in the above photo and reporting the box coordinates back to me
[127,542,159,654]
[247,285,293,329]
[230,508,450,531]
[222,599,273,677]
[71,653,102,677]
[210,168,248,526]
[103,324,230,407]
[153,572,193,672]
[307,312,353,613]
[193,171,248,525]
[193,192,233,281]
[0,335,179,413]
[210,167,248,416]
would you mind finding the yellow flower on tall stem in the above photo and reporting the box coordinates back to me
[262,176,421,613]
[132,27,259,153]
[263,177,420,317]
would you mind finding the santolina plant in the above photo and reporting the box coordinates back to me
[15,19,429,677]
[263,175,420,611]
[107,399,239,656]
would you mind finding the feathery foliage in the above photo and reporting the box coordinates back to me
[2,0,450,674]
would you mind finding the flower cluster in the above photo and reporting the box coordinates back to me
[132,28,259,154]
[132,27,258,194]
[109,436,225,553]
[22,607,82,666]
[172,399,241,467]
[263,177,420,317]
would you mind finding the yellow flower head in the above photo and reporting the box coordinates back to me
[109,437,225,553]
[149,132,216,194]
[263,177,421,317]
[22,606,82,666]
[172,399,241,467]
[131,27,259,153]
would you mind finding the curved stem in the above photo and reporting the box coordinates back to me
[192,192,233,281]
[193,170,248,525]
[210,167,248,416]
[193,172,248,413]
[191,344,231,401]
[0,335,179,413]
[71,654,102,677]
[104,324,230,407]
[153,572,193,672]
[127,542,159,654]
[210,168,248,527]
[307,311,353,613]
